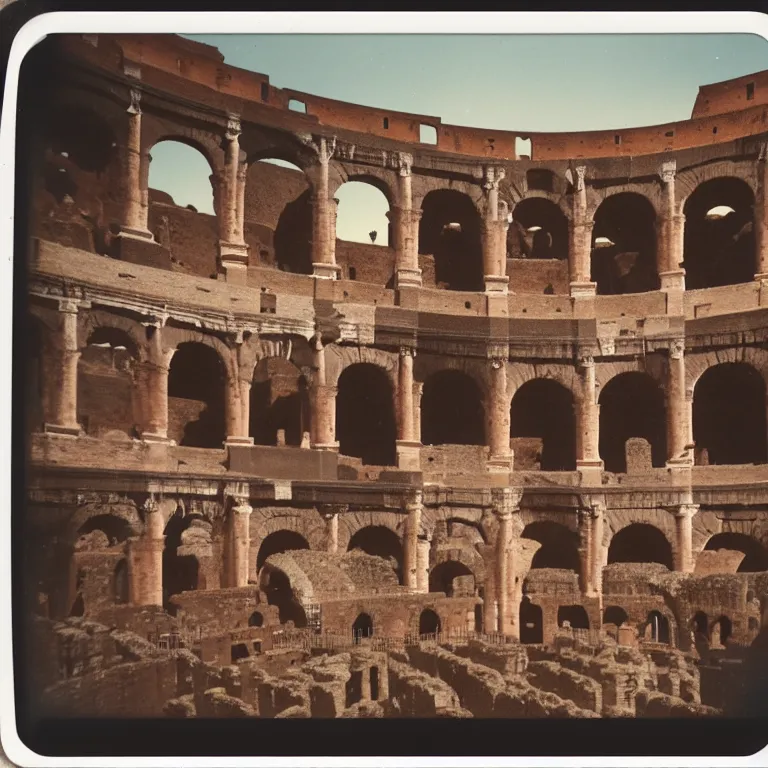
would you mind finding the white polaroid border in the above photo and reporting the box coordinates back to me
[2,9,768,768]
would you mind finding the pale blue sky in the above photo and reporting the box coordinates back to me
[149,34,768,244]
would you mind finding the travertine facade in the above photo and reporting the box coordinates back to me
[20,33,768,718]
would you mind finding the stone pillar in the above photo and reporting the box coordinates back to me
[756,144,768,279]
[658,160,686,304]
[311,136,341,280]
[569,166,596,296]
[674,503,697,573]
[416,536,431,594]
[224,344,254,447]
[310,336,338,450]
[128,498,165,606]
[44,300,81,436]
[119,87,153,241]
[236,160,247,242]
[140,320,171,442]
[230,498,252,588]
[575,353,603,482]
[323,508,340,554]
[488,354,513,472]
[483,574,497,633]
[482,166,510,294]
[578,508,594,596]
[590,500,605,598]
[393,153,422,288]
[493,488,522,636]
[413,381,424,445]
[403,490,423,592]
[666,339,692,466]
[396,346,420,469]
[219,116,249,283]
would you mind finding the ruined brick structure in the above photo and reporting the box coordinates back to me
[19,33,768,718]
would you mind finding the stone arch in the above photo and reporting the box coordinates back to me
[558,605,590,630]
[675,160,757,212]
[603,605,629,627]
[429,553,481,596]
[522,520,581,572]
[644,609,672,644]
[692,361,767,465]
[333,178,392,251]
[144,127,224,181]
[590,191,659,295]
[418,188,484,291]
[508,196,569,261]
[163,327,236,379]
[258,560,310,627]
[606,520,674,570]
[507,362,580,402]
[681,175,756,289]
[255,530,310,573]
[65,502,143,548]
[330,168,395,208]
[323,345,397,390]
[421,369,486,446]
[702,532,768,572]
[77,311,147,359]
[520,508,580,534]
[337,510,405,552]
[352,611,374,639]
[418,608,442,635]
[599,371,667,472]
[347,525,404,584]
[162,507,209,605]
[685,347,768,392]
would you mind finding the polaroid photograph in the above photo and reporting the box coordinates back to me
[1,6,768,767]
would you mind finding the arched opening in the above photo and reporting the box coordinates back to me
[148,140,218,278]
[336,364,396,466]
[591,193,659,295]
[113,559,129,604]
[335,180,390,246]
[519,597,543,644]
[693,363,767,465]
[77,328,138,438]
[419,190,483,291]
[508,198,568,260]
[231,643,250,663]
[256,530,310,573]
[603,605,629,627]
[646,610,671,644]
[261,566,307,627]
[352,612,374,641]
[421,370,485,446]
[683,177,755,289]
[419,608,441,636]
[599,372,666,472]
[711,615,733,646]
[703,533,768,572]
[347,526,403,583]
[557,605,590,630]
[510,379,576,470]
[692,611,709,640]
[274,188,313,274]
[250,357,309,447]
[25,316,45,433]
[168,342,226,448]
[522,521,581,572]
[607,524,673,569]
[429,561,474,597]
[248,611,264,627]
[161,510,200,608]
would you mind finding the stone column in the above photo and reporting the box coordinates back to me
[140,320,171,442]
[236,160,247,243]
[322,507,341,554]
[488,353,513,472]
[658,160,686,301]
[310,335,338,450]
[666,339,692,466]
[230,497,252,588]
[416,535,431,594]
[403,490,423,591]
[493,488,522,636]
[128,498,165,606]
[482,166,510,294]
[396,346,420,470]
[674,502,697,573]
[219,116,249,284]
[413,381,424,444]
[311,136,341,279]
[224,340,255,447]
[590,500,605,598]
[569,166,596,296]
[44,300,81,436]
[575,353,603,482]
[119,87,153,241]
[578,507,594,596]
[483,574,497,633]
[756,143,768,279]
[391,152,422,288]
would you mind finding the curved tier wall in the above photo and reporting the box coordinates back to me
[20,33,768,683]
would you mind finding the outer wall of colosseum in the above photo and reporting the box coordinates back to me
[16,33,768,728]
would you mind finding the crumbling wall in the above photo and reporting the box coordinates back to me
[387,657,461,716]
[635,689,720,717]
[525,660,603,713]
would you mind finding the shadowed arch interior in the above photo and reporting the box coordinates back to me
[520,597,543,643]
[419,189,483,291]
[336,363,396,466]
[683,177,755,289]
[599,372,667,472]
[510,379,576,470]
[419,608,441,635]
[557,605,590,629]
[348,526,403,583]
[704,532,768,572]
[256,530,310,572]
[608,523,673,569]
[429,560,475,597]
[591,193,659,295]
[508,197,568,260]
[693,362,767,466]
[646,610,671,643]
[168,342,226,448]
[603,605,629,627]
[250,357,309,447]
[162,510,200,608]
[352,612,374,639]
[421,370,485,446]
[261,566,307,627]
[522,521,581,571]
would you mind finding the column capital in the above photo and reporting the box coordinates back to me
[387,151,413,176]
[482,165,506,190]
[403,488,423,512]
[489,356,506,370]
[660,159,677,183]
[669,338,686,359]
[491,487,523,518]
[574,165,587,191]
[225,115,242,141]
[57,298,81,315]
[760,142,767,163]
[298,133,337,163]
[142,496,159,515]
[140,310,168,329]
[399,345,416,359]
[127,86,142,115]
[674,503,699,519]
[576,352,596,370]
[318,503,348,519]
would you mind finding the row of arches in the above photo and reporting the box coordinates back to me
[42,104,761,295]
[28,322,768,469]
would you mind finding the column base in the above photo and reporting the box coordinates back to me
[484,275,509,294]
[117,226,154,242]
[487,454,514,473]
[221,260,248,285]
[396,440,422,471]
[395,268,422,289]
[225,436,255,447]
[755,273,768,282]
[313,441,340,452]
[577,459,603,486]
[666,455,693,470]
[570,281,597,298]
[43,423,81,437]
[312,263,341,280]
[140,432,172,444]
[219,240,249,262]
[659,269,686,291]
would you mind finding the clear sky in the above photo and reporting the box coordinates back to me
[148,33,768,243]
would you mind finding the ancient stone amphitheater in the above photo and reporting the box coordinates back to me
[20,33,768,720]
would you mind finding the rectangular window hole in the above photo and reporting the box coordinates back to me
[383,117,389,129]
[665,130,675,138]
[288,99,307,114]
[515,136,532,159]
[261,82,270,102]
[747,82,755,100]
[349,267,357,280]
[419,124,437,145]
[614,134,621,146]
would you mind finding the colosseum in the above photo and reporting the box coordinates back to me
[17,32,768,724]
